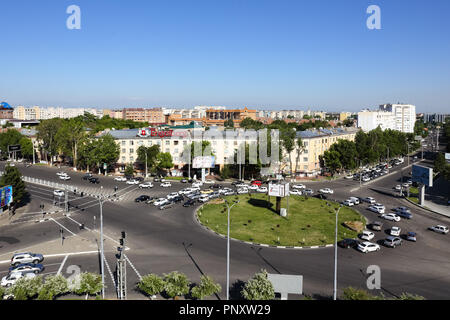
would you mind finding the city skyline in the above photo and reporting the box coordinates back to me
[1,0,449,112]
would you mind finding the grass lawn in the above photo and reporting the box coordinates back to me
[197,194,365,247]
[165,176,185,180]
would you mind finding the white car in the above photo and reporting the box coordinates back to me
[126,179,140,185]
[360,230,375,241]
[429,225,449,234]
[362,197,376,204]
[198,195,210,203]
[390,226,401,236]
[1,272,36,287]
[319,188,334,194]
[381,213,401,222]
[348,197,360,205]
[139,182,153,189]
[237,188,248,194]
[345,174,354,179]
[160,182,172,188]
[203,180,214,184]
[59,175,71,180]
[290,190,302,196]
[154,198,169,206]
[394,185,402,191]
[357,241,380,253]
[248,184,259,190]
[53,190,65,197]
[56,172,66,176]
[368,205,385,214]
[343,199,354,206]
[114,176,127,182]
[257,187,268,193]
[362,176,371,182]
[192,182,203,188]
[236,183,248,188]
[292,184,306,190]
[166,192,179,200]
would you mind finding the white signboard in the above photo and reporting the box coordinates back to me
[445,153,450,162]
[193,156,216,169]
[268,183,289,197]
[267,274,303,300]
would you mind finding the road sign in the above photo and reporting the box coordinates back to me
[8,145,21,152]
[268,182,289,197]
[193,156,215,168]
[412,165,433,187]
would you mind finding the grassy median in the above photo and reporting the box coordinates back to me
[197,194,365,247]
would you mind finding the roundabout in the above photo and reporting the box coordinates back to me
[196,194,366,247]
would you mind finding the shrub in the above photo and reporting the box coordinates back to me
[241,269,275,300]
[163,271,191,299]
[75,272,103,299]
[37,275,69,300]
[397,292,425,300]
[191,275,222,300]
[9,276,43,300]
[341,287,380,300]
[138,274,165,297]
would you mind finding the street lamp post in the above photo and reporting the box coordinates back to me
[333,204,343,301]
[224,198,239,300]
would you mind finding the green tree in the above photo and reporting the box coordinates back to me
[94,134,120,173]
[19,137,34,160]
[37,118,64,165]
[0,164,26,206]
[156,152,174,172]
[280,128,296,174]
[75,272,103,299]
[191,275,222,300]
[322,150,342,176]
[124,163,135,177]
[434,153,446,173]
[138,274,165,297]
[37,274,68,300]
[163,271,191,299]
[224,119,234,128]
[137,145,160,173]
[55,118,85,168]
[294,137,305,174]
[241,269,275,300]
[0,129,23,159]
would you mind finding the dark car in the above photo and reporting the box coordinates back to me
[159,203,173,210]
[210,184,221,189]
[384,236,403,248]
[82,173,93,180]
[315,194,327,200]
[135,177,144,182]
[88,177,100,184]
[183,199,196,207]
[395,211,413,219]
[406,232,417,242]
[188,193,201,200]
[135,195,150,203]
[338,238,358,249]
[369,221,383,231]
[9,263,45,274]
[172,195,184,203]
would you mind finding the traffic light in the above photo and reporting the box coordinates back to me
[121,231,126,239]
[119,238,124,246]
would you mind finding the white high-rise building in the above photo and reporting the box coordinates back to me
[357,104,416,133]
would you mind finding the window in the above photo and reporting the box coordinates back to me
[122,157,126,162]
[174,148,178,154]
[174,141,179,145]
[183,141,187,145]
[303,157,308,162]
[130,156,134,162]
[130,149,134,154]
[130,141,134,146]
[121,141,126,146]
[122,149,126,153]
[165,141,170,145]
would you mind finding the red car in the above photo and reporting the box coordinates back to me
[251,180,262,187]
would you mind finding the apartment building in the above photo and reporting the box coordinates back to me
[357,104,416,133]
[103,108,165,123]
[284,127,359,176]
[166,107,258,127]
[0,102,15,119]
[13,106,103,120]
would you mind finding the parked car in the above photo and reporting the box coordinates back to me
[384,236,403,248]
[369,221,383,231]
[360,230,375,241]
[9,263,44,275]
[342,199,354,206]
[257,187,268,193]
[406,232,417,242]
[201,189,213,195]
[315,193,327,200]
[145,197,156,204]
[139,182,154,189]
[183,199,196,207]
[10,253,44,267]
[380,213,401,222]
[82,173,93,180]
[290,190,302,196]
[135,195,151,203]
[209,192,220,199]
[59,174,71,180]
[210,184,222,189]
[303,189,314,195]
[1,272,36,287]
[160,182,171,188]
[237,188,248,194]
[153,177,160,182]
[223,190,235,196]
[114,176,127,182]
[345,174,354,179]
[428,225,449,234]
[395,211,413,219]
[159,202,173,210]
[154,198,169,206]
[192,182,203,188]
[126,179,139,185]
[393,206,411,213]
[180,179,188,183]
[357,241,380,253]
[292,184,306,190]
[338,238,359,248]
[348,197,360,205]
[361,197,376,204]
[198,195,210,203]
[368,205,385,214]
[248,184,259,190]
[390,226,401,236]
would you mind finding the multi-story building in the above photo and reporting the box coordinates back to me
[357,104,416,133]
[103,108,165,124]
[13,106,103,120]
[0,102,14,119]
[284,127,359,176]
[166,107,258,127]
[423,113,448,124]
[339,112,352,121]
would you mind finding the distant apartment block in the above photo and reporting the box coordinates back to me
[423,113,448,123]
[103,108,165,124]
[13,106,103,120]
[357,104,416,133]
[167,107,257,127]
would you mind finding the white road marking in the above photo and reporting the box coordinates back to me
[57,255,69,275]
[50,218,76,236]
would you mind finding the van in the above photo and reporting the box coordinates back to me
[348,197,360,205]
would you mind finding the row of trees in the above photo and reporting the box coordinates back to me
[0,130,33,160]
[322,127,420,175]
[0,272,102,300]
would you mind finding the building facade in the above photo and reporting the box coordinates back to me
[357,104,416,133]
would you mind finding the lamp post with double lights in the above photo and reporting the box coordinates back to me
[224,198,239,300]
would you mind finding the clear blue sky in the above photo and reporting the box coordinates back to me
[1,0,449,112]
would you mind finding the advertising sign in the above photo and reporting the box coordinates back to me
[193,156,216,168]
[138,128,174,138]
[0,185,13,207]
[412,165,433,187]
[8,145,21,152]
[445,153,450,163]
[268,183,289,197]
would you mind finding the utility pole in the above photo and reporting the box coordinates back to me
[145,152,148,178]
[117,231,127,300]
[333,205,342,301]
[96,195,109,299]
[32,143,36,165]
[225,199,239,301]
[65,187,69,213]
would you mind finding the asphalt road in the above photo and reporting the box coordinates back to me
[1,155,450,300]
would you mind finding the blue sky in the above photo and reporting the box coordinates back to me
[0,0,449,112]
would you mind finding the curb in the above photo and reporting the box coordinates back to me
[193,205,335,250]
[404,197,450,219]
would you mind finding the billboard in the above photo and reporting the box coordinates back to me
[445,153,450,163]
[412,165,433,187]
[268,183,289,197]
[8,145,21,152]
[193,156,216,168]
[0,185,13,207]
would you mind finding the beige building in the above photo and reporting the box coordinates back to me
[103,108,165,123]
[339,112,352,121]
[284,127,359,176]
